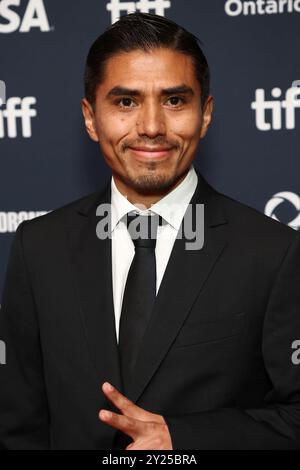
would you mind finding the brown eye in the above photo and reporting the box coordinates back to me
[118,98,135,108]
[167,96,185,106]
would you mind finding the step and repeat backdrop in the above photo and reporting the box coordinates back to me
[0,0,299,301]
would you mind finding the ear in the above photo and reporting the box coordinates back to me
[81,98,99,142]
[200,95,214,139]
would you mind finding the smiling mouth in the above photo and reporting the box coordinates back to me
[128,147,174,159]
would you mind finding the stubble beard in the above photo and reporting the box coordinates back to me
[121,162,179,196]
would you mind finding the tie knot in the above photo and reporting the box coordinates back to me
[124,213,162,249]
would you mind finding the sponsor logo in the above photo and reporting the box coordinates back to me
[0,96,37,138]
[0,211,48,233]
[0,0,51,33]
[225,0,300,16]
[265,192,300,230]
[106,0,171,24]
[251,86,300,130]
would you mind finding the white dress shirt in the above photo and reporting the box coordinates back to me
[111,165,198,343]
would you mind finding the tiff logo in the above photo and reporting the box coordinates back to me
[106,0,171,24]
[251,84,300,131]
[0,96,37,138]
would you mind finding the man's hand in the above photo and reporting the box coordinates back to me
[99,382,173,450]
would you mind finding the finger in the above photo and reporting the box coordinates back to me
[126,440,145,451]
[99,409,145,440]
[101,382,151,420]
[126,437,163,451]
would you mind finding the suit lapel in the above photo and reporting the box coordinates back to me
[68,181,123,396]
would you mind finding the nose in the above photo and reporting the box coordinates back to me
[136,99,166,138]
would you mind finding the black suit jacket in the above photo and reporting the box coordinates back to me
[1,169,300,450]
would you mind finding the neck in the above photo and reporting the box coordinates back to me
[113,171,189,209]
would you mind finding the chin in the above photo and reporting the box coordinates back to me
[126,171,178,195]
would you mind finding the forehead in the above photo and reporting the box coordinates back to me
[98,48,201,95]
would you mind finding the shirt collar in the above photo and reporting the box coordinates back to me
[111,164,198,231]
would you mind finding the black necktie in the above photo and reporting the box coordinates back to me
[118,212,161,394]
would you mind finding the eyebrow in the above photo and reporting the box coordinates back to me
[105,84,195,99]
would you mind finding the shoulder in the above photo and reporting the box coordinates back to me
[16,186,107,243]
[215,188,300,249]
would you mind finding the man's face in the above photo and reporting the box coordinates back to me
[82,47,213,197]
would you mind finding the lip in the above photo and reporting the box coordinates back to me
[129,147,173,158]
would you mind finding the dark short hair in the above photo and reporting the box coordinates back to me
[84,12,210,110]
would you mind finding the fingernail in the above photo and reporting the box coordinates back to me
[100,410,112,419]
[105,382,114,391]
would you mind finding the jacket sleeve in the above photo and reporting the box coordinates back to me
[164,233,300,450]
[0,221,50,449]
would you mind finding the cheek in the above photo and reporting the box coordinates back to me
[169,126,198,145]
[96,114,134,165]
[169,114,201,141]
[96,112,133,143]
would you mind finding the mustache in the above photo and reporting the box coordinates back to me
[122,138,180,151]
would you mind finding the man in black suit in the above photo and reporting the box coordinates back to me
[1,12,300,450]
